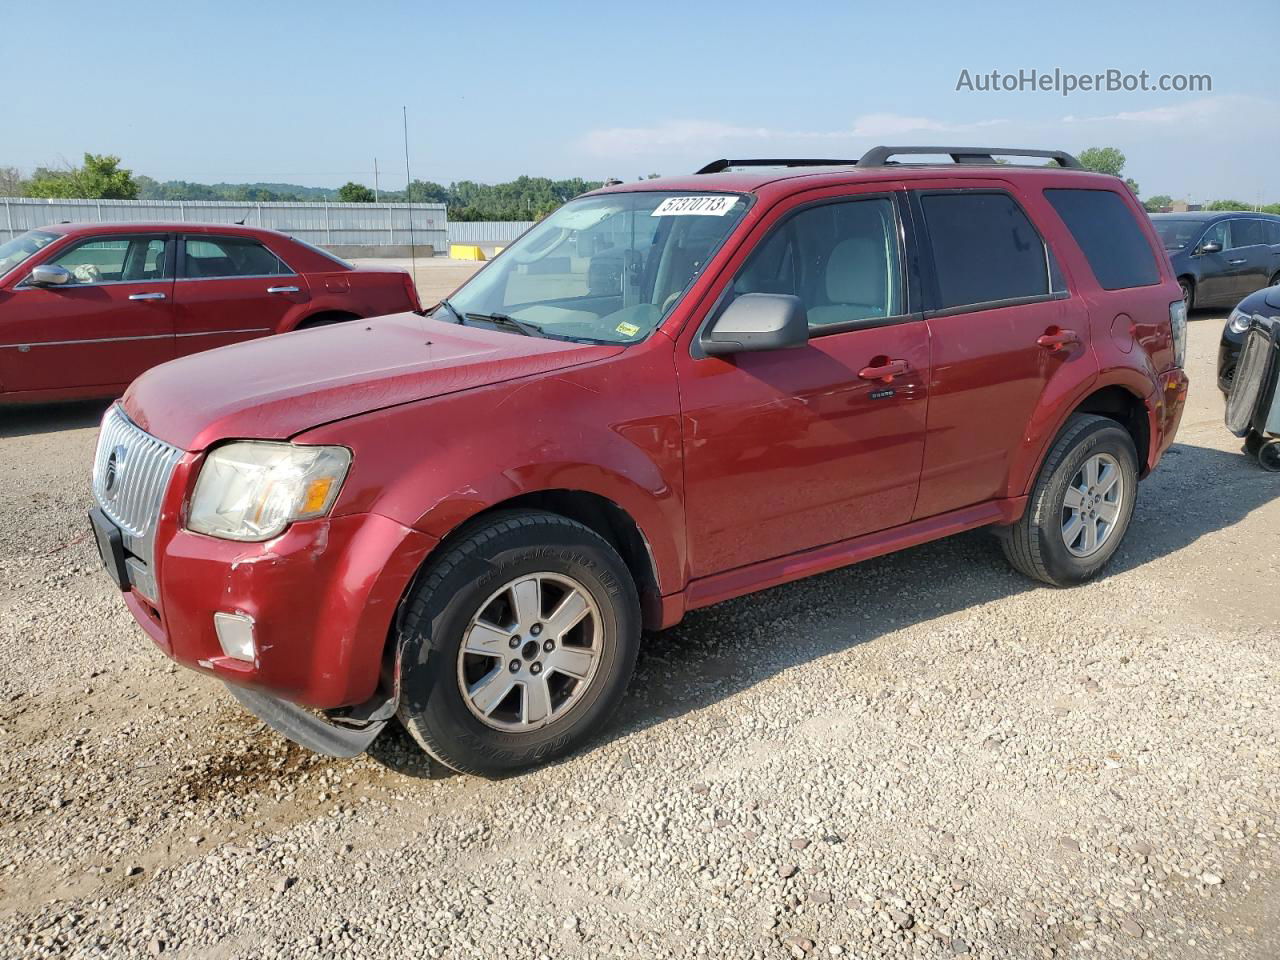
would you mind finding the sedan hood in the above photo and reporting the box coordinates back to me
[124,314,622,451]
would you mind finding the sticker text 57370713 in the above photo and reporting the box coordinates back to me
[651,195,738,217]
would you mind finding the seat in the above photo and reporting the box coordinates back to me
[806,236,888,327]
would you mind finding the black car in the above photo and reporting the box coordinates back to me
[1219,282,1280,393]
[1150,212,1280,310]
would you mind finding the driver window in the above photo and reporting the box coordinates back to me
[1202,221,1231,250]
[732,198,903,329]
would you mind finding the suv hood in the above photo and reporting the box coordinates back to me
[124,314,622,451]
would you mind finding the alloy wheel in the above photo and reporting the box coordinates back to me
[1061,453,1125,558]
[456,572,603,731]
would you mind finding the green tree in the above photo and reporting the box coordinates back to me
[1143,195,1173,212]
[1262,203,1280,215]
[1076,146,1139,196]
[0,166,24,197]
[1205,199,1252,211]
[337,181,376,203]
[25,153,138,199]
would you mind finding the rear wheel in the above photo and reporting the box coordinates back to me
[396,511,640,776]
[297,312,360,330]
[1000,414,1139,586]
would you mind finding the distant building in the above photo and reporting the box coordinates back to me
[1168,200,1203,213]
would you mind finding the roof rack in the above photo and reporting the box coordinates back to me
[855,146,1082,168]
[695,158,861,174]
[694,147,1082,175]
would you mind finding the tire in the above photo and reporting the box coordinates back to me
[1000,414,1139,587]
[1178,278,1195,310]
[1270,272,1280,289]
[297,312,359,330]
[395,510,640,776]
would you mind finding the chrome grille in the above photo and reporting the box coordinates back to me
[92,404,184,599]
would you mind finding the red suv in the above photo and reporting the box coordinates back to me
[88,147,1188,775]
[0,222,420,403]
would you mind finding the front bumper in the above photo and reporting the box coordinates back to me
[122,510,437,709]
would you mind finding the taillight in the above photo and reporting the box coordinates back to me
[402,270,423,313]
[1169,299,1187,368]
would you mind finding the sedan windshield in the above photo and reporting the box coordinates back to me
[1151,218,1203,252]
[0,229,59,277]
[441,191,749,344]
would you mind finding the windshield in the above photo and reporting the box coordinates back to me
[0,230,60,277]
[1151,218,1203,252]
[441,191,749,344]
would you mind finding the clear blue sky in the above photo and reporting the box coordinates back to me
[2,0,1276,202]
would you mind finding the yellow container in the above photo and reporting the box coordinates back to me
[449,244,486,261]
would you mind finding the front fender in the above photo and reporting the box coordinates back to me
[296,350,687,595]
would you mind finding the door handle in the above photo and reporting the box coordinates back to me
[1227,258,1247,265]
[1036,329,1080,350]
[858,359,909,382]
[128,292,166,301]
[267,285,300,294]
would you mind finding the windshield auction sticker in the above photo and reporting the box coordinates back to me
[651,195,738,216]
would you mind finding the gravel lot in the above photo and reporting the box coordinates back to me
[1,296,1277,959]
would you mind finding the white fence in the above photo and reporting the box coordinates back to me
[0,197,449,252]
[447,221,534,247]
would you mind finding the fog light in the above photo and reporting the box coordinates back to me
[213,612,257,662]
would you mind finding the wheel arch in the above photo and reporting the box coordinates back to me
[421,489,664,631]
[291,309,362,331]
[1072,385,1151,478]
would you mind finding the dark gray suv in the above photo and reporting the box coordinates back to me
[1150,212,1280,310]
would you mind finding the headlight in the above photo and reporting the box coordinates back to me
[187,441,351,541]
[1169,299,1187,368]
[1228,307,1251,335]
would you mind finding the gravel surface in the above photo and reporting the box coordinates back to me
[1,311,1277,959]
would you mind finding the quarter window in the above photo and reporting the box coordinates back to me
[1266,221,1280,245]
[47,237,168,284]
[920,192,1050,309]
[183,237,291,278]
[731,197,903,329]
[1044,188,1160,290]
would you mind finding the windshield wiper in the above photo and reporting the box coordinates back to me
[434,298,464,323]
[464,312,544,338]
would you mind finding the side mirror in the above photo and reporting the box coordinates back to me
[702,293,808,356]
[29,264,73,286]
[1198,240,1223,255]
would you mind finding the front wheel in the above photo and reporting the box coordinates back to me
[1179,278,1195,310]
[1000,414,1139,587]
[396,511,640,776]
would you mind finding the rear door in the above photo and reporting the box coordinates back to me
[171,234,309,357]
[909,184,1089,519]
[1227,219,1276,298]
[0,233,175,394]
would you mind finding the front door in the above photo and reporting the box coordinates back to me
[0,234,174,395]
[676,191,930,578]
[171,234,309,356]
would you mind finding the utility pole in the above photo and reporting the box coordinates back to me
[373,158,380,203]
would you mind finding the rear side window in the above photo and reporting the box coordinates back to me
[183,236,291,279]
[1267,221,1280,245]
[1232,219,1268,247]
[919,192,1049,309]
[1044,189,1159,290]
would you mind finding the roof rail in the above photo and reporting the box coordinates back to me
[856,146,1082,169]
[695,158,860,174]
